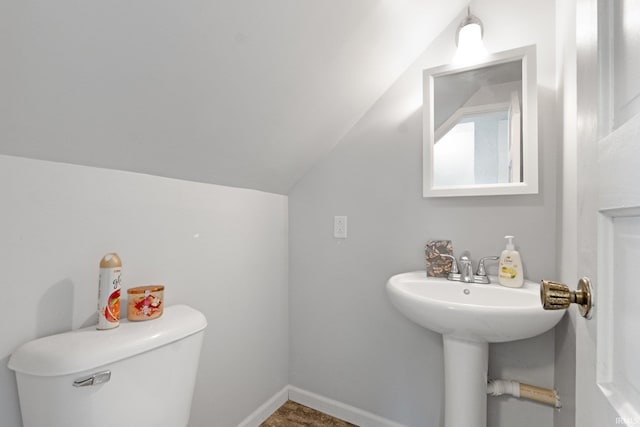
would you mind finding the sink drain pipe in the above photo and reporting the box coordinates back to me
[487,379,561,408]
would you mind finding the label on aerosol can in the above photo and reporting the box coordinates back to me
[97,253,122,330]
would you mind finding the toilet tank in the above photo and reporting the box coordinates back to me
[8,304,207,427]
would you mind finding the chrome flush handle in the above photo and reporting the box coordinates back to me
[73,370,111,387]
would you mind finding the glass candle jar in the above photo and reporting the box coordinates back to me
[127,285,164,321]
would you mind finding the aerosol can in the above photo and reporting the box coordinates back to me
[97,253,122,329]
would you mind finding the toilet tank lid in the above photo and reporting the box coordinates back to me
[8,304,207,377]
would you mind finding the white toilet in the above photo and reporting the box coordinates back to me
[8,304,207,427]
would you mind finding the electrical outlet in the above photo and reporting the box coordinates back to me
[334,216,347,238]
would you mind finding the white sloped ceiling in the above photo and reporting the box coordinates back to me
[1,0,466,194]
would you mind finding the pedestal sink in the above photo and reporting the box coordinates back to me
[386,271,565,427]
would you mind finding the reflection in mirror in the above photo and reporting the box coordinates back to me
[423,45,537,197]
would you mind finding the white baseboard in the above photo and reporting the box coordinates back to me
[238,385,407,427]
[288,386,407,427]
[237,385,289,427]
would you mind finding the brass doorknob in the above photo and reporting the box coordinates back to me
[540,277,593,318]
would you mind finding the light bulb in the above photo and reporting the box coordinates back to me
[452,22,488,65]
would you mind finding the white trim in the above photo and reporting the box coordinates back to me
[238,385,408,427]
[236,385,289,427]
[423,44,538,197]
[288,386,408,427]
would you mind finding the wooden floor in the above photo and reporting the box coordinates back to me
[260,400,357,427]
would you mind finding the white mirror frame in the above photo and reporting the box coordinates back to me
[423,45,538,197]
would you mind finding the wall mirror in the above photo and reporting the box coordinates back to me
[423,45,538,197]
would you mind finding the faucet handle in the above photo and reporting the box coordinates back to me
[438,254,459,274]
[476,256,499,276]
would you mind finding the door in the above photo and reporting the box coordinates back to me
[575,0,640,426]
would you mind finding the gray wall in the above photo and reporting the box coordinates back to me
[289,0,560,425]
[0,155,289,427]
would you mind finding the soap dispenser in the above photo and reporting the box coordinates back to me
[498,236,524,288]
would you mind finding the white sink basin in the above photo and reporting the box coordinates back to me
[386,271,565,342]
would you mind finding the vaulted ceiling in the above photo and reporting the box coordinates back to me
[1,0,466,194]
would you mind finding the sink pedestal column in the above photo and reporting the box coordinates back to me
[442,335,488,427]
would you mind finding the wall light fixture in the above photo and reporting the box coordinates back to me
[452,7,488,64]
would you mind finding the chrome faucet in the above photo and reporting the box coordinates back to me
[438,254,459,276]
[475,256,500,284]
[439,252,499,284]
[459,252,473,282]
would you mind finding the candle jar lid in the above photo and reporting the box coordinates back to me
[127,285,165,294]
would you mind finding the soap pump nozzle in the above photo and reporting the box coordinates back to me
[505,235,515,250]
